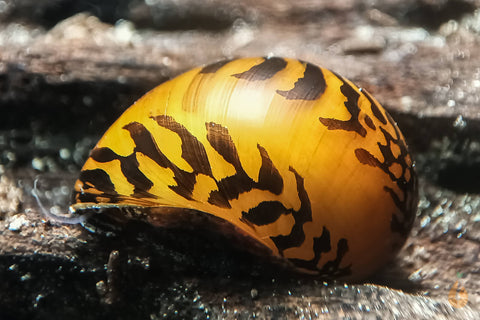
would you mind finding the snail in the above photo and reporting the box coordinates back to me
[66,57,417,280]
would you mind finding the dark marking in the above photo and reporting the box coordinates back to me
[256,144,283,195]
[288,226,331,270]
[386,183,415,237]
[121,153,155,194]
[384,186,403,218]
[76,169,119,203]
[360,88,387,125]
[379,112,418,238]
[206,122,243,170]
[131,189,158,199]
[205,136,284,207]
[131,119,285,208]
[364,114,376,130]
[270,167,312,254]
[123,122,171,168]
[207,191,232,208]
[90,147,120,163]
[354,148,381,167]
[79,169,117,194]
[151,117,230,205]
[153,115,213,177]
[75,193,103,204]
[354,111,417,238]
[205,123,288,206]
[276,63,326,100]
[123,122,196,200]
[287,227,351,278]
[316,238,351,278]
[87,145,156,199]
[79,116,302,229]
[318,75,367,137]
[200,60,231,74]
[232,57,287,81]
[241,201,288,226]
[211,172,255,203]
[205,121,254,205]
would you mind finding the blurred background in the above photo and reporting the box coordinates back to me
[1,0,480,319]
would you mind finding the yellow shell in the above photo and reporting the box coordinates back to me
[70,57,417,280]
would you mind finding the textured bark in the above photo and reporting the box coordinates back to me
[1,0,480,319]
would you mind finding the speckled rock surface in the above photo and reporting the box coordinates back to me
[1,0,480,319]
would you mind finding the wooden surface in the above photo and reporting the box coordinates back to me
[1,0,480,319]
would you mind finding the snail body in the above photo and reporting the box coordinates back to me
[70,57,417,280]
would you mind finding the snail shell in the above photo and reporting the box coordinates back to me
[70,57,417,280]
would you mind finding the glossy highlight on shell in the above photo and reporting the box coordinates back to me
[70,57,417,280]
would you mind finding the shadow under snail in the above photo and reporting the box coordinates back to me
[65,57,417,281]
